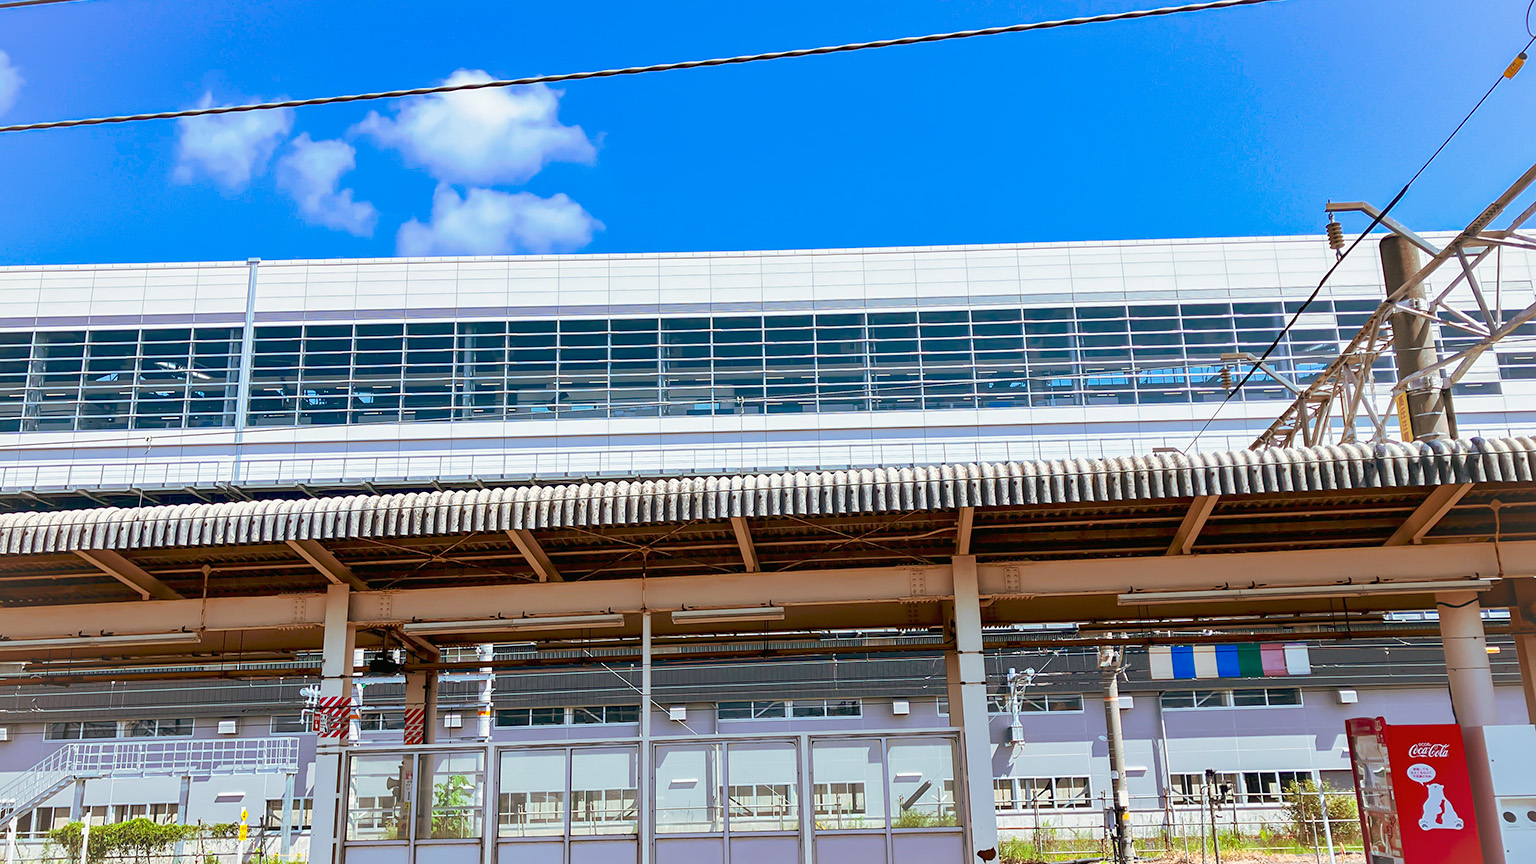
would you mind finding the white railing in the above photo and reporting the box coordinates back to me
[52,737,299,777]
[0,749,71,822]
[0,738,299,820]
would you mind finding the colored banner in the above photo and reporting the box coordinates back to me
[1148,643,1311,680]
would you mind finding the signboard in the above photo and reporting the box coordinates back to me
[1346,717,1482,864]
[1395,393,1414,441]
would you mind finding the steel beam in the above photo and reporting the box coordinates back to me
[955,506,975,556]
[729,517,760,572]
[1384,484,1473,546]
[1167,496,1219,556]
[506,529,562,582]
[72,550,183,601]
[0,542,1526,652]
[285,539,369,590]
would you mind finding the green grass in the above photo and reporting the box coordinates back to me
[997,826,1363,863]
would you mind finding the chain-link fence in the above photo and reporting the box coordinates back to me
[996,788,1365,863]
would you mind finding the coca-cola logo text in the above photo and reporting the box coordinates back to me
[1408,743,1451,758]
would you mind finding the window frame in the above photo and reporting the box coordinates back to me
[718,699,861,721]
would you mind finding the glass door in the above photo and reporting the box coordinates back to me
[345,749,486,864]
[724,740,801,863]
[495,744,639,864]
[654,742,724,864]
[809,734,964,864]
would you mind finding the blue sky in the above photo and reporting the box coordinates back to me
[0,0,1533,265]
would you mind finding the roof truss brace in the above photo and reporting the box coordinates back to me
[285,539,369,590]
[1167,495,1219,556]
[955,507,975,556]
[394,629,441,659]
[730,517,760,572]
[72,550,184,601]
[507,529,563,582]
[1385,483,1473,547]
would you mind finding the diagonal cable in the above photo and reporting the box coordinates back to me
[0,0,1284,134]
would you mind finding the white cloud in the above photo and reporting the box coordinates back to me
[397,186,601,256]
[356,70,595,185]
[0,50,21,117]
[172,94,294,191]
[276,134,378,237]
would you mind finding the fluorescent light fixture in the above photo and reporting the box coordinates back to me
[1117,578,1496,606]
[671,606,786,625]
[0,631,200,650]
[401,613,625,635]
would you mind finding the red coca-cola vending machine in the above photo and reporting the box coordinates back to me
[1345,717,1483,864]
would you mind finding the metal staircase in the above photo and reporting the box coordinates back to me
[0,738,300,827]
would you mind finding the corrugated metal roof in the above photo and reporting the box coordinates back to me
[3,437,1532,555]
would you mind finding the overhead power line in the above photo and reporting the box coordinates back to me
[0,0,1285,134]
[1182,30,1536,453]
[0,0,85,8]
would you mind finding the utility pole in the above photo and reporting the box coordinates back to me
[1380,235,1454,441]
[1205,769,1223,864]
[1099,645,1132,864]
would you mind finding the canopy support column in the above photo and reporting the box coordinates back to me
[947,556,998,861]
[1511,578,1536,723]
[1438,591,1502,863]
[404,644,440,746]
[640,611,653,864]
[311,584,355,864]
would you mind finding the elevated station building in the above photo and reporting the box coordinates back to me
[0,236,1533,864]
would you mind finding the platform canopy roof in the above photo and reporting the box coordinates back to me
[0,437,1532,660]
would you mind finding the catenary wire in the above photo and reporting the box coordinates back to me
[0,0,1285,134]
[1181,32,1536,454]
[0,0,85,8]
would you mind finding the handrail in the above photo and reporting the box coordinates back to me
[0,738,300,817]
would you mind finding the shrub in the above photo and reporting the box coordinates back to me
[891,809,958,828]
[430,774,477,839]
[48,820,238,864]
[1283,779,1361,844]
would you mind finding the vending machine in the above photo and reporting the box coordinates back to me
[1345,717,1483,864]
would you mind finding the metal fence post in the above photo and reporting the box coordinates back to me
[173,775,191,864]
[279,772,296,860]
[1318,787,1337,864]
[1198,785,1207,864]
[1206,784,1221,864]
[1030,791,1040,858]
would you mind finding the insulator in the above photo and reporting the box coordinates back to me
[1505,52,1527,80]
[1326,218,1346,252]
[1219,366,1234,391]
